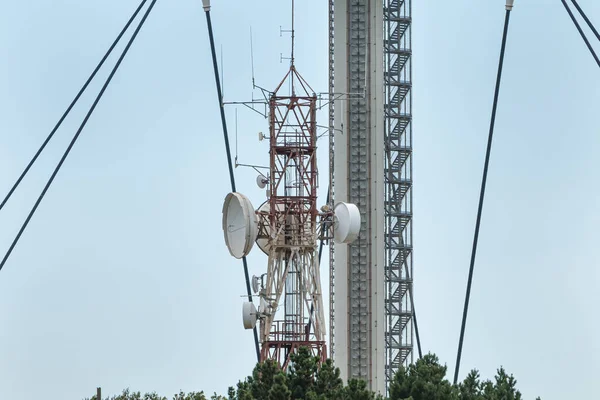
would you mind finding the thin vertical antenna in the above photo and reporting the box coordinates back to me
[250,26,256,87]
[291,0,295,95]
[235,108,239,163]
[291,0,295,66]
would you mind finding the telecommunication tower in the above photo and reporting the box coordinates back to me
[221,16,360,368]
[330,0,414,394]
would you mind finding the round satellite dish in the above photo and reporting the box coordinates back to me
[251,275,260,294]
[242,302,258,329]
[256,175,267,189]
[333,202,361,244]
[222,192,258,259]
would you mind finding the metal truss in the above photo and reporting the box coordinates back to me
[328,0,336,361]
[383,0,413,388]
[258,67,328,369]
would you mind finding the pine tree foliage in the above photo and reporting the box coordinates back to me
[344,379,378,400]
[288,347,320,399]
[268,373,292,400]
[458,370,483,400]
[86,388,226,400]
[389,354,455,400]
[314,359,344,399]
[85,350,540,400]
[248,360,281,399]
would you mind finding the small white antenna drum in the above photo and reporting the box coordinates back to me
[242,302,258,329]
[251,275,261,294]
[222,192,258,259]
[333,202,361,244]
[256,175,268,189]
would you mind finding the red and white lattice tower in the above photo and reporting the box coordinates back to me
[222,63,359,369]
[255,66,327,368]
[222,12,359,370]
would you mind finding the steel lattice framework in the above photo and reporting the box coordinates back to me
[258,66,327,369]
[383,0,413,385]
[328,0,337,362]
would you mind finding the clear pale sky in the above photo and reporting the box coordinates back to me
[0,1,598,399]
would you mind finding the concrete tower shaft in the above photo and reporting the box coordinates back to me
[332,0,413,394]
[333,0,386,393]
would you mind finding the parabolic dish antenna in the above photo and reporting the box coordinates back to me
[251,275,260,294]
[222,192,258,259]
[242,301,258,329]
[256,175,268,189]
[333,202,361,244]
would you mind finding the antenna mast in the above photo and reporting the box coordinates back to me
[291,0,295,67]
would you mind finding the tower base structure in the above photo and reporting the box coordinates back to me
[261,339,327,370]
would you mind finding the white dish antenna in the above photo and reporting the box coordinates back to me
[222,192,258,259]
[242,301,258,329]
[333,202,361,244]
[251,275,261,294]
[256,175,268,189]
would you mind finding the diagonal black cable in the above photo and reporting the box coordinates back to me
[0,0,149,213]
[0,0,158,272]
[203,4,261,363]
[571,0,600,42]
[561,0,600,68]
[453,4,514,385]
